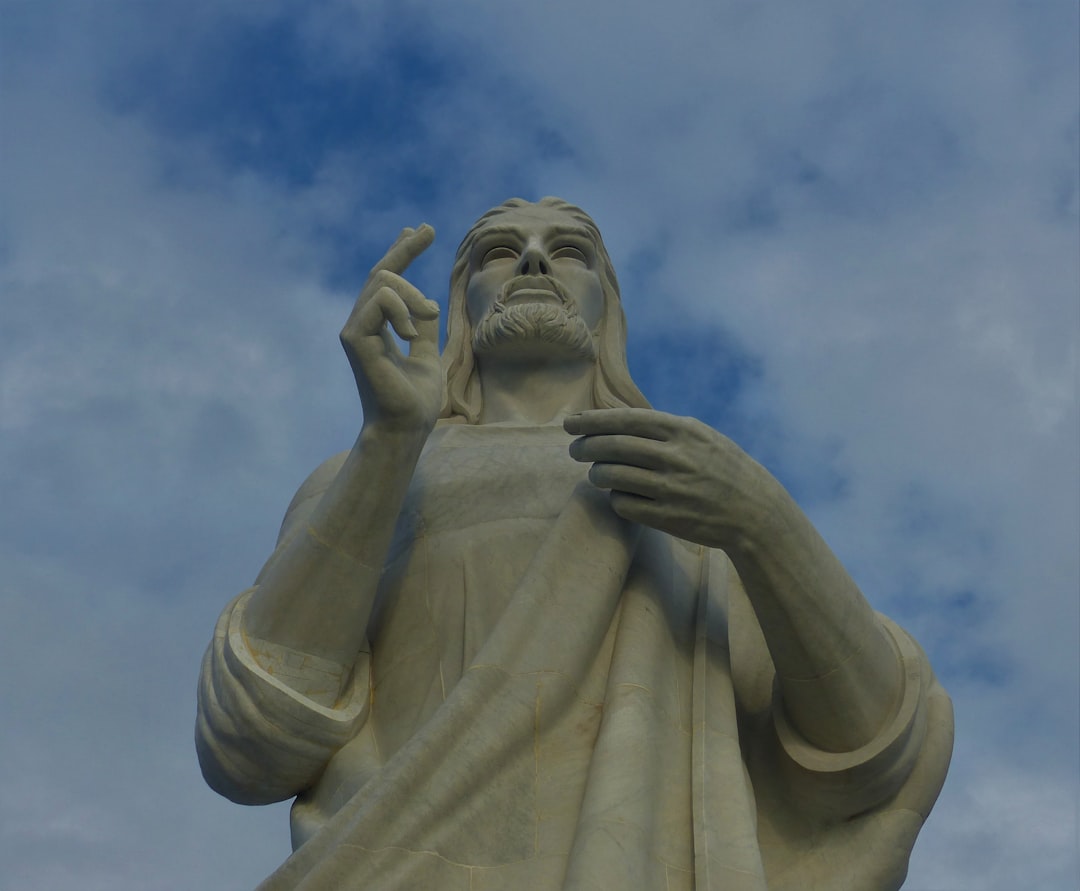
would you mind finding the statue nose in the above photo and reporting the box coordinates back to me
[517,247,549,276]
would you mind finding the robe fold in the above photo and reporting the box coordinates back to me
[197,423,952,890]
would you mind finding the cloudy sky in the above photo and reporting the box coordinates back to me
[1,1,1077,888]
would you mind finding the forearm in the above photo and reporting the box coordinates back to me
[242,422,430,667]
[726,488,903,753]
[563,407,905,752]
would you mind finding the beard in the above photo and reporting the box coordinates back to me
[471,303,597,360]
[471,275,598,361]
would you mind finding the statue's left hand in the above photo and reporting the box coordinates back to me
[565,408,783,549]
[567,409,912,757]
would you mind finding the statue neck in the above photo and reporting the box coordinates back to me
[476,357,596,426]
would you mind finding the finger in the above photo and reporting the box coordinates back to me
[569,434,667,469]
[563,408,679,441]
[372,224,435,276]
[378,324,405,361]
[371,269,440,320]
[407,309,441,363]
[341,317,403,365]
[352,286,417,340]
[607,490,661,525]
[587,463,662,498]
[349,268,438,334]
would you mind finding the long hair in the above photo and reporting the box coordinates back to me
[440,197,650,423]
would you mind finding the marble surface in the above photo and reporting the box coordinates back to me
[197,198,953,889]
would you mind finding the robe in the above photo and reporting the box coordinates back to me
[197,422,953,890]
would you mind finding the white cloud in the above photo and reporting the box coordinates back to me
[911,754,1080,890]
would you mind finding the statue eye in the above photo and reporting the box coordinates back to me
[481,245,518,266]
[551,244,588,264]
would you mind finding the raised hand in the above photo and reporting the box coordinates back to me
[565,408,782,549]
[340,225,443,433]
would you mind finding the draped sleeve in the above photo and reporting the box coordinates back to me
[195,589,370,805]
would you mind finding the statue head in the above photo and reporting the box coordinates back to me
[441,197,650,423]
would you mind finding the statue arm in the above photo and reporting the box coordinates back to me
[240,423,431,672]
[720,483,903,752]
[196,588,370,804]
[195,419,431,803]
[196,226,442,802]
[566,408,904,753]
[240,224,442,676]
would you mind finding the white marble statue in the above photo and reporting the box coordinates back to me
[197,197,953,890]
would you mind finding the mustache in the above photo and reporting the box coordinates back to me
[493,274,574,311]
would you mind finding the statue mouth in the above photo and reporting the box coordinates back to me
[499,275,571,311]
[503,288,563,308]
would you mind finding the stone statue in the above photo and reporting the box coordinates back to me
[197,197,953,890]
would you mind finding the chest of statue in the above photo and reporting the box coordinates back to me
[391,422,589,548]
[366,423,595,755]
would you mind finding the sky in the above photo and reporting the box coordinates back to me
[0,1,1077,889]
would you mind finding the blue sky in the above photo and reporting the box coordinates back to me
[2,1,1077,888]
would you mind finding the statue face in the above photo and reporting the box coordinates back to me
[464,204,606,341]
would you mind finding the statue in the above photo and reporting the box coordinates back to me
[197,198,953,890]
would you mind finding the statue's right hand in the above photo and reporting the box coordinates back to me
[340,225,443,434]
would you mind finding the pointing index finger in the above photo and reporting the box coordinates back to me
[373,224,436,276]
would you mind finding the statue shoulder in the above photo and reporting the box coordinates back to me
[275,450,351,545]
